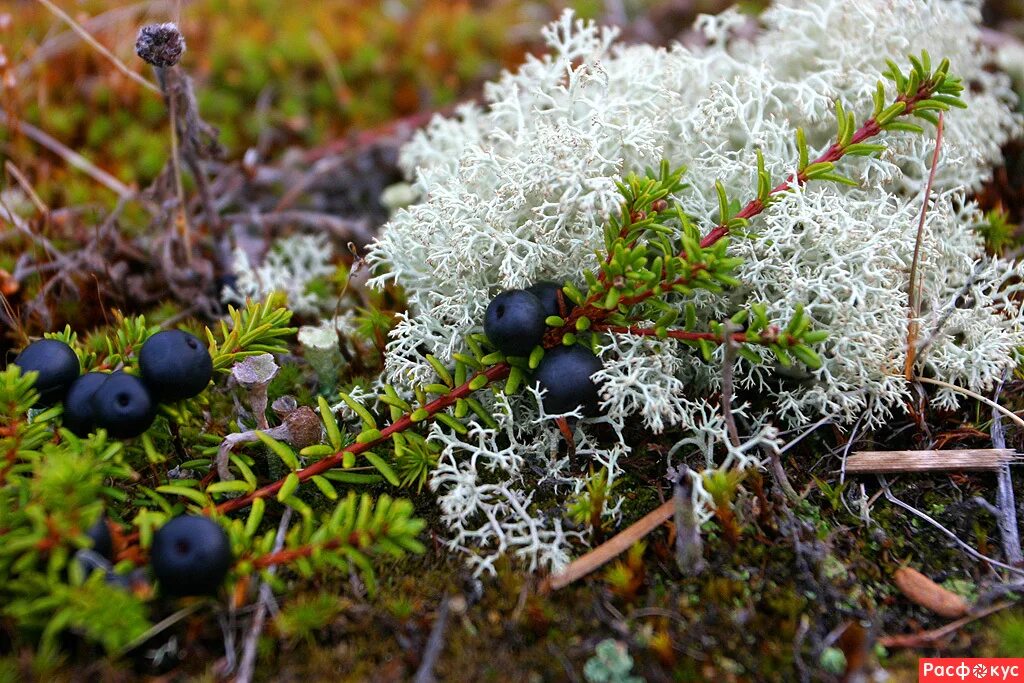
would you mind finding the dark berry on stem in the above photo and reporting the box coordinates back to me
[86,515,114,560]
[12,339,80,407]
[91,373,156,439]
[62,372,109,437]
[526,280,572,319]
[139,329,213,402]
[484,290,546,357]
[150,515,233,596]
[534,345,604,416]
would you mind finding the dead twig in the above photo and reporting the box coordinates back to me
[235,508,292,683]
[34,0,161,95]
[412,596,451,683]
[0,111,135,200]
[878,476,1024,575]
[878,600,1015,648]
[672,467,705,576]
[990,372,1022,566]
[904,112,943,379]
[542,500,674,592]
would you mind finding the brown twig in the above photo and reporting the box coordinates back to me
[904,112,944,380]
[33,0,161,95]
[412,596,451,683]
[542,500,674,592]
[878,600,1015,648]
[235,509,291,683]
[0,111,135,199]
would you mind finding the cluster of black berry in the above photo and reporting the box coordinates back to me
[85,514,232,596]
[483,281,604,416]
[11,329,213,439]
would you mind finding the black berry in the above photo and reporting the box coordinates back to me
[139,330,213,402]
[86,515,114,560]
[150,515,232,596]
[484,290,546,357]
[62,372,109,437]
[12,339,80,407]
[534,345,604,416]
[91,373,156,439]
[526,280,572,319]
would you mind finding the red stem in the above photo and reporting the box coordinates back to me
[216,362,511,514]
[213,77,941,518]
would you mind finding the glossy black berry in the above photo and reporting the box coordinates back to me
[86,515,114,560]
[484,290,546,357]
[150,515,232,596]
[138,329,213,403]
[12,339,80,407]
[526,280,572,319]
[62,372,109,437]
[91,373,156,439]
[534,345,604,416]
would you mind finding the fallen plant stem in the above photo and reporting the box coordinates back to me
[909,375,1024,430]
[878,600,1015,648]
[34,0,162,95]
[542,500,674,592]
[904,112,944,380]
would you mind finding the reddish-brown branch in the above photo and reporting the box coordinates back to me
[200,74,945,520]
[592,323,793,347]
[699,82,938,249]
[215,362,511,515]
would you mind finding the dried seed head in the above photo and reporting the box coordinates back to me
[284,407,323,450]
[135,23,186,68]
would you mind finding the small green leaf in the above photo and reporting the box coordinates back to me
[256,431,300,471]
[318,396,343,450]
[155,485,209,507]
[364,452,400,486]
[277,473,300,502]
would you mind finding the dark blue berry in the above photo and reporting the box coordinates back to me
[91,373,156,439]
[138,329,213,403]
[12,339,80,407]
[86,515,114,560]
[526,280,572,319]
[62,372,109,437]
[150,515,232,596]
[484,290,546,357]
[534,345,604,416]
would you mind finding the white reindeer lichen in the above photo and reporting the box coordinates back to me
[367,0,1022,572]
[223,234,335,315]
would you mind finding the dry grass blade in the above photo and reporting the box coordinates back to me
[542,500,674,592]
[34,0,161,95]
[904,112,944,380]
[0,111,134,199]
[846,449,1019,473]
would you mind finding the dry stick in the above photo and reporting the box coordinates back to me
[878,600,1015,648]
[34,0,161,95]
[412,596,451,683]
[4,161,50,218]
[990,373,1022,566]
[235,508,292,683]
[165,76,193,264]
[543,500,674,591]
[910,376,1024,431]
[0,112,134,199]
[878,476,1024,575]
[904,112,944,380]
